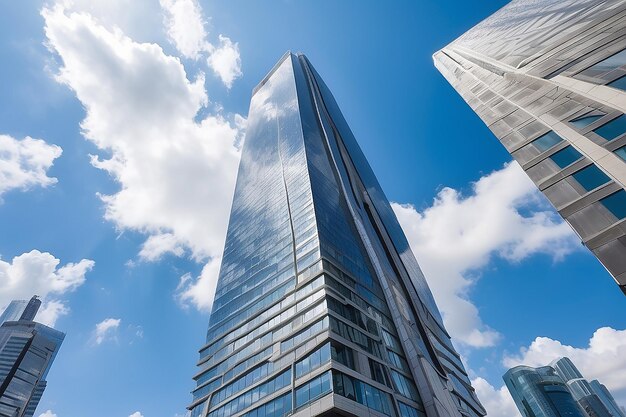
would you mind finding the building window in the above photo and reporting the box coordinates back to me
[593,115,626,141]
[294,371,332,409]
[550,146,583,168]
[577,49,626,78]
[332,371,394,416]
[532,131,563,152]
[569,113,605,129]
[295,343,331,379]
[608,75,626,91]
[240,392,292,417]
[615,146,626,161]
[398,402,427,417]
[571,165,611,192]
[600,190,626,219]
[369,359,390,386]
[331,342,355,370]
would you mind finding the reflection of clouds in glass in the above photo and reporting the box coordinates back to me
[250,58,298,122]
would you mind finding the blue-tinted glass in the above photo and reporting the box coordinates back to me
[615,146,626,161]
[600,191,626,219]
[532,131,563,152]
[608,75,626,91]
[579,49,626,77]
[594,115,626,141]
[571,165,611,192]
[570,114,604,129]
[550,146,583,168]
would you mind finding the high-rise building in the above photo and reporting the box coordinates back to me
[433,0,626,294]
[503,357,624,417]
[0,297,64,417]
[188,52,485,417]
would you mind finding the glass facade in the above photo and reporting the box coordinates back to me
[0,297,64,417]
[188,53,485,417]
[434,0,626,295]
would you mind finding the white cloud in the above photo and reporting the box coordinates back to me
[38,411,57,417]
[160,0,207,59]
[175,256,221,312]
[504,327,626,407]
[471,377,520,417]
[43,5,242,276]
[129,412,144,417]
[0,250,94,326]
[0,134,62,199]
[36,300,70,327]
[93,318,121,345]
[206,35,242,88]
[392,162,580,347]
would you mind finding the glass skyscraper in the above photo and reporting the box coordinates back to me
[504,357,624,417]
[188,53,485,417]
[434,0,626,294]
[0,296,64,417]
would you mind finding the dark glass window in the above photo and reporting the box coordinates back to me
[332,371,393,416]
[608,75,626,91]
[369,359,389,386]
[532,131,563,152]
[594,115,626,141]
[550,146,583,168]
[578,49,626,78]
[600,191,626,219]
[615,146,626,161]
[571,165,611,192]
[331,342,355,370]
[294,371,332,408]
[570,114,604,129]
[399,402,427,417]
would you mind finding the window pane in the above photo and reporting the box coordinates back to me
[579,49,626,77]
[550,146,583,168]
[532,131,563,152]
[608,75,626,91]
[600,190,626,219]
[571,165,611,192]
[594,115,626,141]
[570,114,604,129]
[615,146,626,161]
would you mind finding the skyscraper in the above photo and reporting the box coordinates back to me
[503,357,624,417]
[0,297,64,417]
[188,53,485,417]
[433,0,626,294]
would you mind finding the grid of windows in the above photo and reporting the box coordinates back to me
[239,392,292,417]
[390,370,422,402]
[398,401,427,417]
[594,115,626,141]
[550,146,583,168]
[571,165,611,192]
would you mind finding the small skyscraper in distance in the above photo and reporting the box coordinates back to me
[0,296,65,417]
[504,357,624,417]
[434,0,626,294]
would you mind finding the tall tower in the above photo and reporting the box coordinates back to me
[433,0,626,294]
[0,297,65,417]
[188,53,485,417]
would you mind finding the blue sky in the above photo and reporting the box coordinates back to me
[0,1,625,417]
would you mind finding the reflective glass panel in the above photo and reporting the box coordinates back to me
[600,191,626,219]
[594,115,626,141]
[608,75,626,91]
[570,114,604,129]
[550,146,583,168]
[578,49,626,77]
[532,131,562,152]
[615,146,626,161]
[571,165,611,192]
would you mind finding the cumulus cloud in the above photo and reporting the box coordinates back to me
[160,0,207,59]
[393,162,580,347]
[38,411,57,417]
[504,327,626,407]
[207,35,242,88]
[175,256,221,312]
[0,134,62,200]
[128,412,144,417]
[0,250,94,326]
[43,4,242,309]
[93,318,121,345]
[471,377,520,417]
